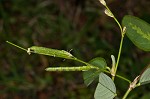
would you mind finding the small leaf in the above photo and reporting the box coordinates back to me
[28,46,75,59]
[122,15,150,51]
[139,65,150,85]
[83,57,107,86]
[94,73,117,99]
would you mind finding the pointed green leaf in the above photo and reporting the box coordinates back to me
[83,57,107,86]
[29,46,75,59]
[94,73,117,99]
[139,65,150,85]
[122,15,150,51]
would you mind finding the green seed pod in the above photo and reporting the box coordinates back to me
[28,46,74,59]
[45,66,93,71]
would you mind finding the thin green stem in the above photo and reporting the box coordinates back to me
[72,58,99,70]
[115,36,124,71]
[122,88,132,99]
[105,70,131,84]
[112,36,124,80]
[105,6,123,33]
[112,15,123,33]
[116,74,131,84]
[73,58,112,73]
[6,41,27,51]
[104,5,125,81]
[74,57,131,83]
[73,58,91,66]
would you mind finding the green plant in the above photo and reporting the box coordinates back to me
[6,0,150,98]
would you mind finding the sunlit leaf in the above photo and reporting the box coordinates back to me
[122,15,150,51]
[83,57,107,86]
[139,65,150,85]
[94,73,117,99]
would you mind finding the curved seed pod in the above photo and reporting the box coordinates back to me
[45,66,94,71]
[28,46,75,59]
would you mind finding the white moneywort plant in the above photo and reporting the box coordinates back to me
[7,0,150,99]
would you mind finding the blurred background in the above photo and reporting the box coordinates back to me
[0,0,150,99]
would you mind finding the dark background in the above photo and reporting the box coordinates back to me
[0,0,150,99]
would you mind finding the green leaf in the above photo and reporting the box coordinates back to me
[89,57,106,69]
[29,46,75,59]
[83,70,101,86]
[83,57,107,86]
[139,65,150,85]
[122,15,150,51]
[94,73,117,99]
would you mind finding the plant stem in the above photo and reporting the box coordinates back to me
[122,88,132,99]
[105,6,123,33]
[112,35,124,80]
[105,71,131,83]
[73,58,113,73]
[74,58,91,66]
[104,5,125,81]
[74,56,131,83]
[6,41,27,51]
[116,74,131,84]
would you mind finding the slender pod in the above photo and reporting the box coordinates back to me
[28,46,75,59]
[45,66,95,71]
